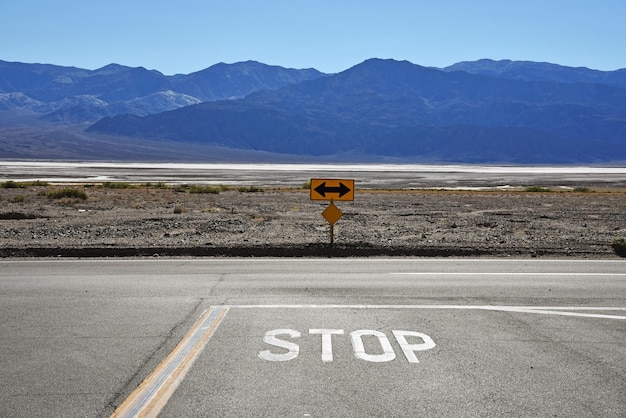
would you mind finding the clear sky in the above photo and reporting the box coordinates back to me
[2,0,625,75]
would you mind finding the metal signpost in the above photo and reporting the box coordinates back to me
[310,179,355,251]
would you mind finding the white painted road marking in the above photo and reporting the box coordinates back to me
[258,329,301,362]
[258,329,437,363]
[225,305,626,320]
[309,329,344,362]
[390,272,626,276]
[111,306,229,418]
[350,330,396,362]
[392,330,437,363]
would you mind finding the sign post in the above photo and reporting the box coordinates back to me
[310,178,355,253]
[322,201,343,245]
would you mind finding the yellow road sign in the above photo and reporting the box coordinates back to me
[310,178,355,201]
[322,202,343,226]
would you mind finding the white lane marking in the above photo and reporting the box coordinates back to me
[390,272,626,276]
[224,305,626,320]
[485,307,626,320]
[111,306,229,418]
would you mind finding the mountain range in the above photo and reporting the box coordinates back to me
[2,58,626,163]
[0,60,323,123]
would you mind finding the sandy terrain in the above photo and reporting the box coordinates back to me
[1,184,625,258]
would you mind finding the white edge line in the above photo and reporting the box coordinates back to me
[222,304,626,310]
[389,272,626,276]
[221,305,626,320]
[491,308,626,320]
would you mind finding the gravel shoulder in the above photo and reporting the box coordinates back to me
[1,185,625,258]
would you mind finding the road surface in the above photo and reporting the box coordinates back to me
[0,258,624,417]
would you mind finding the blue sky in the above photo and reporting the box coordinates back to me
[2,1,625,75]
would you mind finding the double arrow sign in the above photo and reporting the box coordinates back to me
[310,178,355,201]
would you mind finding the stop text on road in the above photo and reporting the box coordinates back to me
[258,328,436,363]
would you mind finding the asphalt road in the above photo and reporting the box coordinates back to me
[0,258,624,417]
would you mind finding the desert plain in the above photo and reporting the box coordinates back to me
[1,180,625,258]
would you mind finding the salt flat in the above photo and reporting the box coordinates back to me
[2,161,626,189]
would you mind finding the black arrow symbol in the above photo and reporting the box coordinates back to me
[314,182,351,198]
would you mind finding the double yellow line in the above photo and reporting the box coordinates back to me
[111,306,229,418]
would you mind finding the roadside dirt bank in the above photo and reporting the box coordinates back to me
[1,185,625,258]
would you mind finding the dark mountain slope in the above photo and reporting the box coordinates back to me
[87,101,354,155]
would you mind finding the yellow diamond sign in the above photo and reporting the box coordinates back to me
[322,202,343,226]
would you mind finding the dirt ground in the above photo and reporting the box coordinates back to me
[1,184,625,258]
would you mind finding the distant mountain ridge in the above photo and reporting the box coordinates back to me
[0,60,325,122]
[2,58,626,163]
[87,58,626,163]
[443,59,626,89]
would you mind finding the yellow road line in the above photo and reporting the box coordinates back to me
[111,306,229,418]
